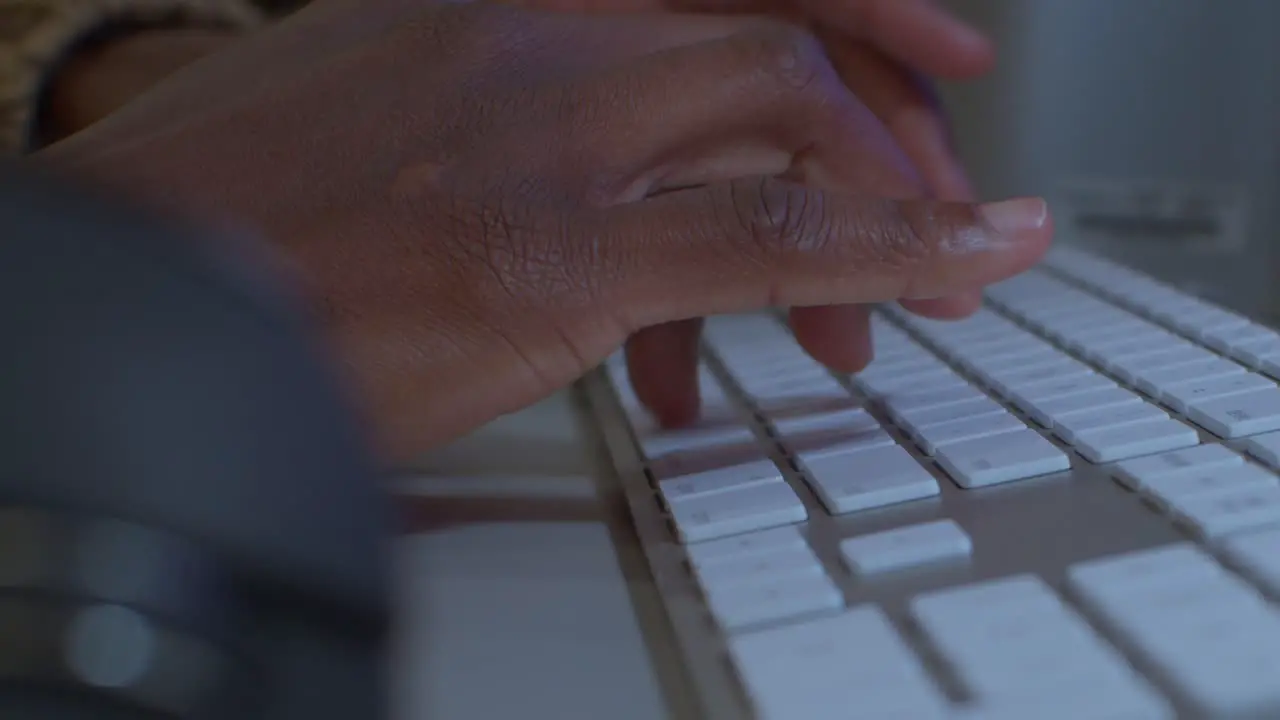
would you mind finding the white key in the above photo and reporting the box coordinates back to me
[936,429,1071,488]
[1187,387,1280,438]
[1112,443,1244,490]
[657,458,784,503]
[1009,375,1117,410]
[728,607,949,720]
[1241,430,1280,469]
[898,397,1006,437]
[1160,372,1276,413]
[692,545,825,589]
[911,575,1154,704]
[784,424,896,459]
[1133,356,1245,395]
[1070,547,1280,718]
[1052,401,1168,444]
[1140,463,1279,507]
[1223,527,1280,595]
[1072,418,1200,464]
[638,421,759,458]
[1067,544,1226,612]
[839,519,971,575]
[856,369,965,398]
[915,412,1025,455]
[684,526,808,567]
[1168,485,1280,539]
[668,481,806,543]
[770,406,878,439]
[705,574,843,631]
[1021,387,1143,428]
[1203,323,1280,353]
[1106,348,1214,384]
[797,445,939,515]
[647,441,769,480]
[882,385,986,419]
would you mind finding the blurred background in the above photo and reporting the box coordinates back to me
[939,0,1280,318]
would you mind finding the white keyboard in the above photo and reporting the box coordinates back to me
[584,247,1280,720]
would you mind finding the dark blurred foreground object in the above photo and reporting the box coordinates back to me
[0,166,391,719]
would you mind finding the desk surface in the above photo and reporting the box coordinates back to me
[389,390,698,720]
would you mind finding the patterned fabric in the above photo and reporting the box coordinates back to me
[0,0,264,154]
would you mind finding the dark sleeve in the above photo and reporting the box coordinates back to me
[0,164,390,719]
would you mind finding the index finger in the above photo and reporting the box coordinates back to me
[799,0,994,79]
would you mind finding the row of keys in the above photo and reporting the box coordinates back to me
[1067,544,1280,717]
[1112,445,1280,540]
[910,575,1170,714]
[1044,247,1280,375]
[887,305,1199,464]
[730,540,1280,720]
[684,526,843,632]
[704,315,947,519]
[985,269,1280,440]
[855,316,1072,487]
[605,344,812,544]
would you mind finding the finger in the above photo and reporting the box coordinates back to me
[823,38,973,201]
[625,319,704,426]
[592,179,1051,327]
[530,21,922,203]
[787,304,873,373]
[900,292,983,318]
[798,0,994,79]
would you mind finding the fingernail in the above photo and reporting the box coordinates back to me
[979,197,1048,235]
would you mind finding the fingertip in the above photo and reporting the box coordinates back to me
[625,320,704,428]
[789,305,874,374]
[900,291,983,319]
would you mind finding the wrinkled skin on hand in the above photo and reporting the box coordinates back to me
[38,0,1050,461]
[500,0,999,423]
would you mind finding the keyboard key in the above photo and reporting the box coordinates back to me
[1008,375,1117,410]
[1071,418,1200,464]
[1140,462,1279,508]
[1021,387,1143,428]
[692,545,825,589]
[684,526,808,567]
[1112,444,1244,490]
[1067,546,1280,718]
[1241,430,1280,469]
[910,575,1158,705]
[882,385,986,419]
[839,519,971,575]
[769,406,878,439]
[936,429,1071,488]
[796,445,939,515]
[668,481,807,543]
[1132,356,1245,395]
[1223,527,1280,596]
[657,458,784,503]
[897,397,1006,437]
[1159,372,1276,413]
[1187,387,1280,438]
[915,412,1025,455]
[728,607,949,719]
[1052,401,1169,444]
[705,574,843,631]
[1167,485,1280,539]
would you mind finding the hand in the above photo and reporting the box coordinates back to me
[500,0,998,422]
[42,28,236,143]
[39,1,1050,461]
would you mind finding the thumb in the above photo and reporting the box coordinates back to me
[592,177,1050,329]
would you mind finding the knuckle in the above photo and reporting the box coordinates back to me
[724,178,831,259]
[859,198,939,270]
[733,23,828,94]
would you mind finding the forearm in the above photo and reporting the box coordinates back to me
[0,0,264,156]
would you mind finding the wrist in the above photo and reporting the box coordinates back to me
[42,28,237,143]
